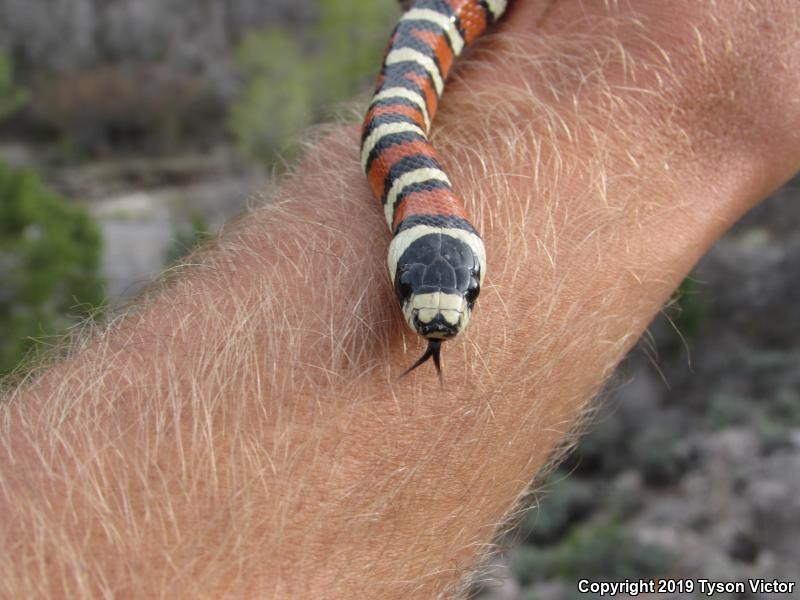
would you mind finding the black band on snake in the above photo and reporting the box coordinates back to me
[362,0,509,379]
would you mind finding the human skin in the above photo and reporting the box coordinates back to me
[1,0,799,598]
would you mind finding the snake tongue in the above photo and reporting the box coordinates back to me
[399,339,443,385]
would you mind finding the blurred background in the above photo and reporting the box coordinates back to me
[0,1,797,598]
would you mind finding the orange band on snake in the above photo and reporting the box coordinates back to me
[361,0,509,378]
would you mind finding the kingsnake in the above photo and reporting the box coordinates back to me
[361,0,509,378]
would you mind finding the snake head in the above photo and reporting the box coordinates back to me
[389,227,484,340]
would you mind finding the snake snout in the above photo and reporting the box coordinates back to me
[403,290,470,339]
[413,311,459,339]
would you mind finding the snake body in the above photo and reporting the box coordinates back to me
[361,0,509,376]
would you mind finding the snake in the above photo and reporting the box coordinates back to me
[361,0,509,378]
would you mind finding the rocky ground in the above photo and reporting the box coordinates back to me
[475,178,800,599]
[82,152,267,302]
[0,143,267,304]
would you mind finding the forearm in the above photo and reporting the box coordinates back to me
[2,0,799,598]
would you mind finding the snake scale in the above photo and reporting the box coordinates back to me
[361,0,509,377]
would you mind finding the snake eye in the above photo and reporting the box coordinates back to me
[395,273,413,302]
[465,278,480,307]
[398,281,412,300]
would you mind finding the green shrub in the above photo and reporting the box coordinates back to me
[553,521,672,581]
[767,387,800,424]
[164,215,210,265]
[603,476,644,520]
[0,161,104,374]
[0,51,27,120]
[657,275,707,357]
[704,387,800,451]
[311,0,402,109]
[520,472,597,545]
[670,276,706,338]
[229,0,399,164]
[229,30,315,163]
[632,427,689,487]
[514,520,672,588]
[705,393,753,430]
[0,52,28,119]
